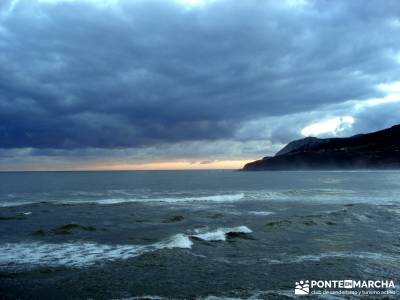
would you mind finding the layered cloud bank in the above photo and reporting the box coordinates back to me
[1,0,400,169]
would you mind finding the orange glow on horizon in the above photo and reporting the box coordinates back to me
[75,160,252,171]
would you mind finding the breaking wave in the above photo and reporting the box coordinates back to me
[0,225,253,269]
[61,193,245,205]
[0,233,192,269]
[0,201,36,208]
[192,226,252,241]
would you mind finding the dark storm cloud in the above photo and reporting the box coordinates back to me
[0,0,399,150]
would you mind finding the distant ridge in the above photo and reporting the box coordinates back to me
[242,124,400,170]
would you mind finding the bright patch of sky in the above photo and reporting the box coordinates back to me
[176,0,205,5]
[301,116,355,137]
[300,80,400,137]
[352,81,400,108]
[36,0,120,6]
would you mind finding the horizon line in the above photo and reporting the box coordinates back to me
[0,168,242,173]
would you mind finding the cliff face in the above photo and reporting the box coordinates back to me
[275,137,330,156]
[242,124,400,171]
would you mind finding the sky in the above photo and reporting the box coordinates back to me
[0,0,400,171]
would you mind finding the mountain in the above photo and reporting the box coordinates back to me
[242,124,400,171]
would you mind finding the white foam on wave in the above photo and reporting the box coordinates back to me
[123,297,166,300]
[248,211,274,216]
[192,226,252,241]
[156,233,193,249]
[0,193,244,207]
[268,251,398,264]
[201,296,244,300]
[0,222,252,269]
[199,290,297,300]
[0,233,192,269]
[351,212,372,222]
[62,193,245,205]
[386,207,400,215]
[247,189,400,205]
[0,201,36,208]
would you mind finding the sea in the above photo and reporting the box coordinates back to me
[0,170,399,299]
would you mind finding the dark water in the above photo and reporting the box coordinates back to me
[0,170,399,299]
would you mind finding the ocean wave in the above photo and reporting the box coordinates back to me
[61,193,245,205]
[0,201,36,208]
[201,296,244,300]
[241,188,400,205]
[192,226,252,241]
[0,233,192,269]
[267,251,398,264]
[385,207,400,215]
[121,297,166,300]
[248,211,274,216]
[156,233,193,249]
[199,290,297,300]
[0,224,254,269]
[246,189,358,200]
